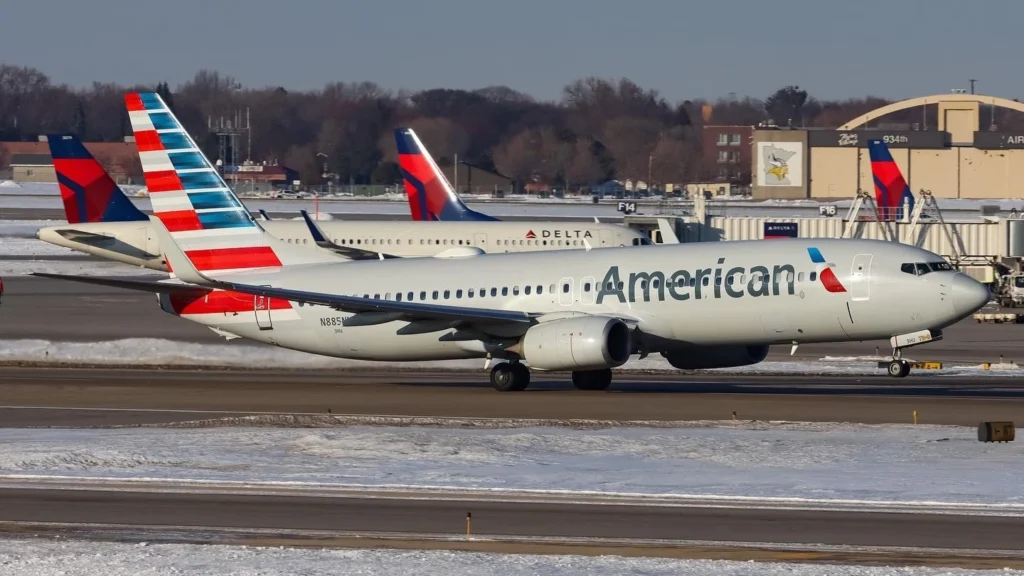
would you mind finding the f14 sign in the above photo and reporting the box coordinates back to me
[764,222,798,239]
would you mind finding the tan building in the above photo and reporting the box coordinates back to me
[751,94,1024,200]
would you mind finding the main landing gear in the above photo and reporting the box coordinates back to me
[488,362,614,392]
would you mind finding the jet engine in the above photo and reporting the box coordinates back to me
[661,344,770,370]
[517,316,632,371]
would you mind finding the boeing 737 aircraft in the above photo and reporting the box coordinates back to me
[36,93,991,391]
[38,135,650,271]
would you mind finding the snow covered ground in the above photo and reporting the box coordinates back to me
[1,422,1022,509]
[0,539,1016,576]
[0,260,154,276]
[0,237,77,257]
[0,338,1018,376]
[0,219,63,238]
[1,180,1021,219]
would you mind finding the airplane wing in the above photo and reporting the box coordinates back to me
[32,271,535,325]
[299,210,401,260]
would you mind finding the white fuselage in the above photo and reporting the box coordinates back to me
[37,219,650,270]
[156,238,988,364]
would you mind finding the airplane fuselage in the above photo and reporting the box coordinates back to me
[156,238,986,366]
[37,219,651,271]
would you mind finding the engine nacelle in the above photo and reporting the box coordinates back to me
[662,344,769,370]
[519,316,632,371]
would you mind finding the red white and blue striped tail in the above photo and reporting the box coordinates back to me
[125,92,340,276]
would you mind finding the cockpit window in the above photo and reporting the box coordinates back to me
[901,261,955,276]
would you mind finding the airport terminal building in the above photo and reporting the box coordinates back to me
[750,93,1024,202]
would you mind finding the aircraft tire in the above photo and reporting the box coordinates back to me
[572,368,613,390]
[887,360,910,378]
[491,362,529,391]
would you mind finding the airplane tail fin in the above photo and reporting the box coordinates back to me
[867,139,914,221]
[46,134,148,224]
[395,127,498,222]
[124,92,343,276]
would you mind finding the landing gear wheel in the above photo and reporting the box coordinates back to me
[887,359,911,378]
[571,368,613,391]
[490,362,530,391]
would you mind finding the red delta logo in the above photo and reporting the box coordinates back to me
[525,230,536,239]
[807,247,846,293]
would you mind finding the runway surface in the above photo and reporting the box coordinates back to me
[0,485,1021,566]
[2,276,1021,363]
[1,366,1023,427]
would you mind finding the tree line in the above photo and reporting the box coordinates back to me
[2,64,1021,188]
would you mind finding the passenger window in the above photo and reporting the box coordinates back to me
[396,292,402,301]
[702,277,710,286]
[502,287,509,296]
[584,282,591,292]
[420,291,426,300]
[491,288,498,297]
[468,289,475,298]
[550,284,556,293]
[513,286,520,295]
[562,283,570,293]
[798,272,805,282]
[456,289,463,298]
[432,290,439,299]
[374,293,380,299]
[525,286,532,295]
[537,285,543,294]
[407,291,414,301]
[810,272,817,281]
[444,290,450,299]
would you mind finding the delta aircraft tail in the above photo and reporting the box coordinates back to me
[46,134,147,224]
[124,92,342,275]
[868,139,915,221]
[395,127,498,222]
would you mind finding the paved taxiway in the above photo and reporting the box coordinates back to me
[3,276,1021,363]
[0,486,1022,566]
[2,366,1024,427]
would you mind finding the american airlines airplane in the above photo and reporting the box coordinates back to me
[36,132,650,271]
[35,93,992,391]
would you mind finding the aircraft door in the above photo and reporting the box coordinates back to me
[599,230,617,247]
[558,277,574,306]
[473,233,487,250]
[254,292,273,330]
[850,254,872,301]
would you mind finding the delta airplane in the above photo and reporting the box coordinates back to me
[36,131,650,271]
[34,93,991,391]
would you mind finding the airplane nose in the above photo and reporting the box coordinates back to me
[951,274,991,316]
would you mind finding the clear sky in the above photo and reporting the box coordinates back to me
[1,0,1019,103]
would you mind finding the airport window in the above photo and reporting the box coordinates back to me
[730,133,741,146]
[444,290,450,299]
[432,290,439,299]
[513,286,520,295]
[502,287,509,296]
[525,286,532,295]
[717,133,728,145]
[456,289,463,298]
[718,150,729,163]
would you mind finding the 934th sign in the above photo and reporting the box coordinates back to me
[808,130,948,149]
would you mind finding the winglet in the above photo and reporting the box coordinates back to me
[299,209,329,244]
